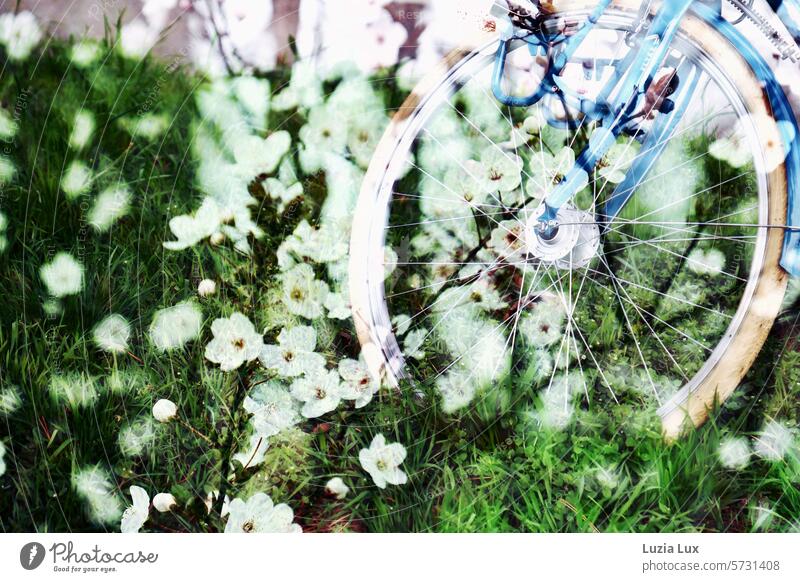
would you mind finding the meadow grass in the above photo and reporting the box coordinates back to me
[0,38,799,533]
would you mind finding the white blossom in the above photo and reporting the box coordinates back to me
[718,436,752,470]
[0,385,22,415]
[475,146,523,194]
[523,108,548,136]
[359,433,408,489]
[319,155,365,225]
[281,264,329,319]
[205,313,264,372]
[188,0,277,75]
[687,248,726,276]
[303,3,406,74]
[0,210,7,254]
[0,11,42,61]
[244,381,300,437]
[598,141,638,184]
[290,369,343,418]
[709,126,753,168]
[272,60,323,111]
[232,131,291,178]
[534,373,584,431]
[152,399,177,423]
[73,466,123,525]
[436,368,477,414]
[229,76,271,131]
[414,0,497,73]
[119,113,170,141]
[338,357,380,409]
[0,106,18,140]
[61,160,93,200]
[259,326,325,378]
[163,197,223,251]
[436,312,510,386]
[70,39,102,68]
[121,486,149,533]
[69,110,96,151]
[324,291,352,320]
[526,146,576,201]
[347,110,388,169]
[403,328,427,360]
[488,220,526,259]
[224,493,302,533]
[277,220,348,268]
[103,161,144,208]
[40,252,84,297]
[356,9,408,71]
[392,314,412,336]
[712,114,794,172]
[92,314,131,354]
[464,277,507,312]
[595,465,621,490]
[119,417,157,457]
[395,58,425,92]
[0,156,15,186]
[519,298,565,348]
[298,105,348,174]
[118,19,159,60]
[754,421,796,461]
[149,301,203,351]
[633,141,700,226]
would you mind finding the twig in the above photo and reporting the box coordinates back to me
[178,417,213,445]
[212,368,251,517]
[242,437,263,471]
[202,0,236,76]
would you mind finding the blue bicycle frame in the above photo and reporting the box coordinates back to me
[492,0,800,276]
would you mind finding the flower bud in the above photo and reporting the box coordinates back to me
[152,398,177,422]
[153,492,177,513]
[197,279,216,297]
[325,477,349,500]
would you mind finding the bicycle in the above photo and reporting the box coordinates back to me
[349,0,800,439]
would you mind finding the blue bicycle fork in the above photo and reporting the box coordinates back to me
[491,0,800,276]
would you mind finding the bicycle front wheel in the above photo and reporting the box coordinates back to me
[350,0,790,438]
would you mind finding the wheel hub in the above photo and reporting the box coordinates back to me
[525,204,600,269]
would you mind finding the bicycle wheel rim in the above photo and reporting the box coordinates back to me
[350,6,788,434]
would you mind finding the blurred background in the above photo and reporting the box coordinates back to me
[0,0,500,78]
[2,0,796,113]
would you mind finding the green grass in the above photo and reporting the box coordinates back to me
[1,38,799,534]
